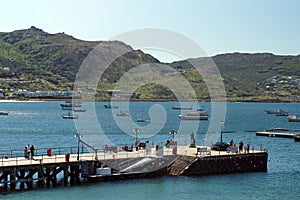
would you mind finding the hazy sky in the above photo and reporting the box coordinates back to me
[1,0,299,61]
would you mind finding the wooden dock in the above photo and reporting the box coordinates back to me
[256,131,297,138]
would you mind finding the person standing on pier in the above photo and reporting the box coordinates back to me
[245,144,250,153]
[30,145,35,160]
[24,146,29,159]
[239,141,243,153]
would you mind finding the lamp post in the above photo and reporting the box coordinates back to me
[169,130,177,139]
[75,133,82,161]
[133,128,140,141]
[133,128,140,151]
[220,121,224,143]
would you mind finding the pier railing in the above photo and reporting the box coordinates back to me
[0,146,90,159]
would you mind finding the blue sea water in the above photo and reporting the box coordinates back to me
[0,101,300,199]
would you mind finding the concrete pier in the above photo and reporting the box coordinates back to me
[1,145,268,194]
[169,152,268,176]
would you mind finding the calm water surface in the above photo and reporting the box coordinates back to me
[0,101,299,199]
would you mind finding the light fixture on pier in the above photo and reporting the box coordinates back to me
[75,133,83,161]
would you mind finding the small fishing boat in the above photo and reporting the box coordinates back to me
[0,111,9,115]
[172,106,192,110]
[178,110,209,120]
[60,101,82,109]
[276,112,289,116]
[185,110,208,116]
[264,109,287,115]
[116,111,130,117]
[73,108,86,112]
[137,119,151,122]
[104,104,119,109]
[62,112,78,119]
[178,114,208,120]
[288,114,300,122]
[294,134,300,142]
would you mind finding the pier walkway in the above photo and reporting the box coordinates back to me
[1,145,267,193]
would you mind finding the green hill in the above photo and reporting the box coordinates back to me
[0,27,299,101]
[0,26,158,94]
[171,53,300,101]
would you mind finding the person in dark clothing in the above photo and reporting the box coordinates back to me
[239,141,243,153]
[30,145,35,160]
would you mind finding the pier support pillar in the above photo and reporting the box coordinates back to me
[37,168,44,187]
[10,169,16,191]
[19,168,25,190]
[63,165,69,186]
[45,167,51,187]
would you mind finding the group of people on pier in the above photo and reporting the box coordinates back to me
[228,139,250,154]
[24,144,35,159]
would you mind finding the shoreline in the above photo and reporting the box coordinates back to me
[0,98,299,103]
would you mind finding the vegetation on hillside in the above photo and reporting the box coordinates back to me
[0,27,299,101]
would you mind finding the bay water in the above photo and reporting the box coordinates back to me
[0,101,299,199]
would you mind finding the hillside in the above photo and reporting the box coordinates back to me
[171,53,300,101]
[0,27,299,101]
[0,26,159,93]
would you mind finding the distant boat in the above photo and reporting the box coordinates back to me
[0,111,9,115]
[178,110,209,120]
[104,104,119,109]
[62,112,78,119]
[186,110,208,116]
[178,115,208,120]
[60,102,82,109]
[61,106,73,110]
[276,112,289,116]
[116,111,130,117]
[288,114,300,122]
[294,134,300,142]
[73,108,86,112]
[264,109,287,115]
[172,106,192,110]
[137,119,151,122]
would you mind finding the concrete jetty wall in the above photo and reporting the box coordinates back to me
[181,152,268,176]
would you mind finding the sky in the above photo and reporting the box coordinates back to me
[0,0,299,62]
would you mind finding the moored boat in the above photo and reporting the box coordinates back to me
[264,109,287,115]
[116,111,130,117]
[60,101,82,109]
[62,112,78,119]
[178,110,209,120]
[276,112,289,116]
[294,134,300,142]
[178,114,208,120]
[73,108,86,112]
[288,114,300,122]
[137,119,151,122]
[172,106,192,110]
[104,104,119,109]
[185,110,208,116]
[0,111,9,115]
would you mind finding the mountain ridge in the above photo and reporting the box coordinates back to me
[0,27,299,101]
